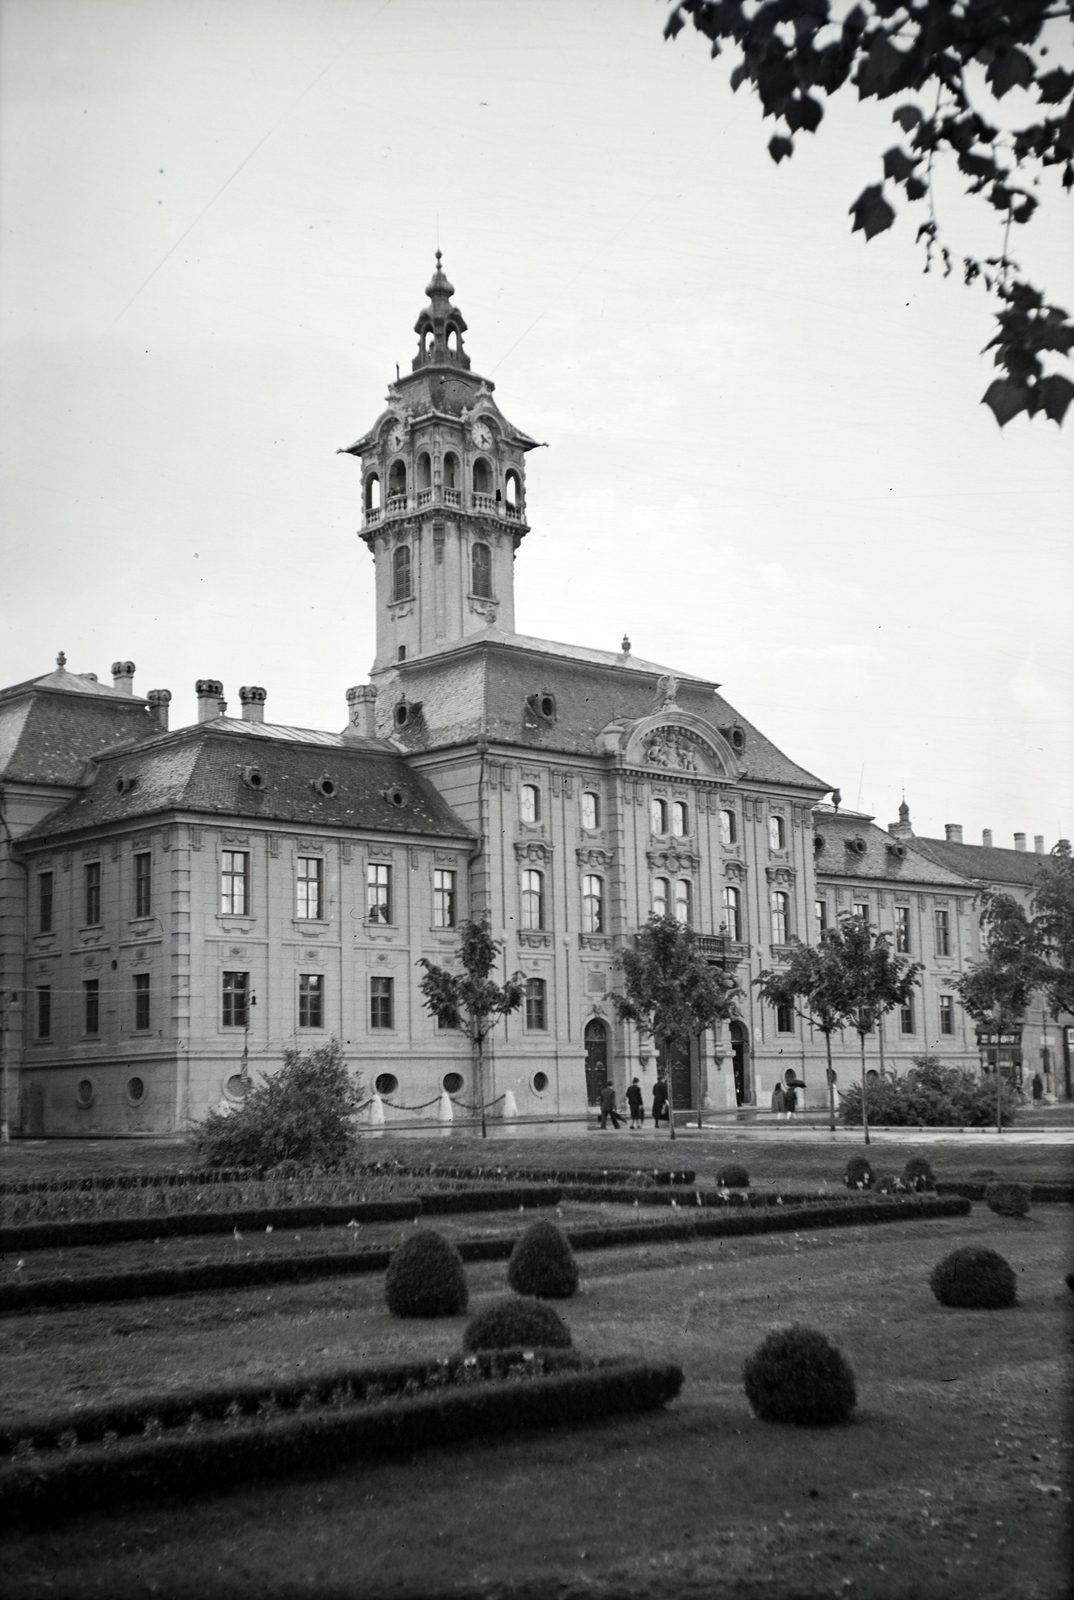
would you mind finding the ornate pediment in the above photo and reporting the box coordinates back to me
[600,709,742,780]
[576,847,614,868]
[647,847,700,874]
[724,859,748,883]
[766,865,797,886]
[515,841,553,864]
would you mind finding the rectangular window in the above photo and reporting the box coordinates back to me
[935,908,950,956]
[723,885,741,941]
[719,809,737,847]
[520,784,541,825]
[853,901,869,923]
[38,872,54,934]
[900,997,915,1035]
[671,801,689,838]
[134,973,150,1031]
[370,976,394,1029]
[776,1000,795,1034]
[525,977,547,1030]
[222,971,249,1028]
[771,890,789,946]
[581,791,600,830]
[521,869,544,931]
[939,994,955,1035]
[895,905,911,954]
[299,974,324,1028]
[650,797,668,835]
[367,863,392,924]
[83,979,99,1036]
[674,879,691,925]
[84,861,101,927]
[815,898,828,934]
[220,852,249,916]
[433,868,457,929]
[582,874,604,934]
[36,985,51,1039]
[134,853,152,919]
[768,815,786,851]
[296,856,323,920]
[652,877,669,918]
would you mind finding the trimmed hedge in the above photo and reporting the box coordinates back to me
[936,1180,1074,1204]
[507,1220,579,1299]
[902,1157,936,1192]
[384,1230,468,1318]
[1,1186,561,1255]
[715,1165,750,1189]
[743,1326,856,1426]
[930,1247,1018,1309]
[0,1354,683,1522]
[463,1296,572,1351]
[0,1195,972,1315]
[843,1157,875,1191]
[984,1182,1032,1218]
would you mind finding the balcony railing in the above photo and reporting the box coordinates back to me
[416,489,433,509]
[362,487,526,526]
[385,492,407,514]
[696,934,751,966]
[365,507,381,525]
[472,492,496,513]
[504,503,523,521]
[443,488,461,507]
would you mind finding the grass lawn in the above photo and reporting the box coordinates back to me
[2,1203,1071,1599]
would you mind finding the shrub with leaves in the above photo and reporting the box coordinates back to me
[385,1230,469,1319]
[743,1326,856,1427]
[843,1157,875,1191]
[716,1164,750,1189]
[506,1219,579,1300]
[189,1040,361,1170]
[985,1182,1032,1219]
[840,1055,1020,1128]
[930,1247,1018,1309]
[463,1295,572,1352]
[902,1156,936,1192]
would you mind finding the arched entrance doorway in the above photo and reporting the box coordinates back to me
[657,1038,696,1111]
[584,1019,609,1105]
[729,1022,748,1106]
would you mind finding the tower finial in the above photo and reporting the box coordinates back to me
[56,650,66,670]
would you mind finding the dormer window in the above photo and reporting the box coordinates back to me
[472,541,493,598]
[392,544,412,602]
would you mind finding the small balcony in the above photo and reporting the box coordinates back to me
[385,492,407,514]
[365,507,381,526]
[472,492,496,514]
[504,503,524,522]
[443,488,461,507]
[416,489,433,509]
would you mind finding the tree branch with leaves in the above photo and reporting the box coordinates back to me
[667,0,1074,425]
[957,889,1044,1128]
[418,917,524,1139]
[756,941,855,1131]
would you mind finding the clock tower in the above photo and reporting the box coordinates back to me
[341,256,539,676]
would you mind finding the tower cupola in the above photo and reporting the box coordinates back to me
[413,253,471,372]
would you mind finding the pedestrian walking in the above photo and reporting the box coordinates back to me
[651,1076,669,1126]
[784,1082,798,1121]
[626,1077,644,1129]
[1032,1072,1044,1103]
[598,1080,622,1129]
[771,1082,786,1120]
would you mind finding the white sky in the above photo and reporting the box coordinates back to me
[2,0,1071,848]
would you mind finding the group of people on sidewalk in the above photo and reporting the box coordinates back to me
[597,1075,670,1130]
[770,1081,799,1121]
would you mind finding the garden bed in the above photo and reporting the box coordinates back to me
[0,1350,683,1521]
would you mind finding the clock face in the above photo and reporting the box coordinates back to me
[472,419,492,451]
[388,422,406,453]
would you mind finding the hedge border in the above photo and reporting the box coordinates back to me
[0,1186,561,1254]
[0,1355,684,1522]
[937,1180,1074,1204]
[0,1195,970,1314]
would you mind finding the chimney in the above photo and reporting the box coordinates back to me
[239,686,267,724]
[1014,832,1026,852]
[1034,835,1045,854]
[195,679,224,723]
[944,824,963,844]
[111,660,136,695]
[344,684,377,740]
[1059,839,1071,854]
[982,829,993,848]
[147,689,171,731]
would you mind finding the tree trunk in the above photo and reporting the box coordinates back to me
[696,1033,703,1130]
[996,1018,1003,1136]
[661,1034,676,1142]
[825,1030,836,1133]
[859,1031,870,1146]
[476,1034,487,1140]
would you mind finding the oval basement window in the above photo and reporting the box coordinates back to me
[442,1072,464,1094]
[374,1073,398,1096]
[225,1074,250,1100]
[126,1076,146,1104]
[76,1079,95,1109]
[532,1071,549,1094]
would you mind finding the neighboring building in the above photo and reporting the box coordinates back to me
[1,262,1068,1135]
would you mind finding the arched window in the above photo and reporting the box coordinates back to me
[472,541,493,598]
[674,880,692,925]
[364,473,380,513]
[422,327,433,356]
[416,452,432,490]
[520,783,540,824]
[505,470,521,510]
[771,890,789,945]
[521,869,544,930]
[443,452,459,489]
[720,808,737,847]
[581,791,600,830]
[650,797,668,835]
[769,814,786,851]
[446,325,459,355]
[652,877,669,918]
[472,457,492,496]
[723,885,741,941]
[582,875,604,934]
[388,459,407,500]
[671,801,689,838]
[392,544,412,602]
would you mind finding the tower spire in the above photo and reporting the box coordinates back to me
[413,254,470,371]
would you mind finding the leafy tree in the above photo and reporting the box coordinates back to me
[756,940,854,1130]
[666,0,1074,426]
[839,1051,1019,1125]
[190,1038,362,1170]
[957,890,1042,1130]
[1032,839,1074,1019]
[612,914,742,1139]
[418,917,524,1138]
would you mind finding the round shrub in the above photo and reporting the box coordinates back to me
[843,1156,875,1190]
[385,1229,468,1318]
[902,1156,936,1192]
[985,1182,1031,1219]
[742,1326,856,1427]
[716,1164,750,1189]
[874,1172,902,1195]
[506,1219,579,1299]
[463,1295,572,1352]
[929,1247,1017,1309]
